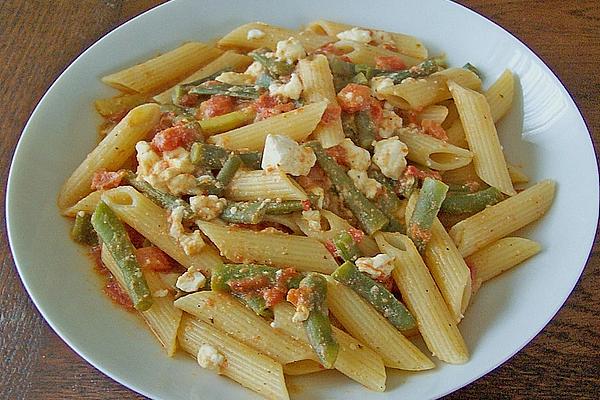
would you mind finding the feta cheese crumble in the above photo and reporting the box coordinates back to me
[378,109,403,138]
[370,76,394,100]
[176,270,207,292]
[168,206,205,256]
[337,27,372,43]
[268,72,303,100]
[244,61,265,78]
[246,28,266,40]
[356,253,396,280]
[197,344,225,373]
[189,195,226,221]
[261,134,316,176]
[338,138,371,171]
[275,37,306,63]
[372,136,408,180]
[291,304,310,323]
[347,169,382,199]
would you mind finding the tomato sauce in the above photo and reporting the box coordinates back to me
[90,169,125,191]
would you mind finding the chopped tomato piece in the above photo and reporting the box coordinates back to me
[314,42,346,56]
[375,55,407,71]
[421,119,449,141]
[151,124,197,152]
[229,276,270,294]
[340,55,353,63]
[104,278,134,311]
[369,98,383,126]
[399,110,419,126]
[301,199,312,211]
[199,94,235,119]
[348,227,365,243]
[178,93,200,107]
[404,165,443,181]
[254,93,294,120]
[157,111,176,131]
[263,267,300,307]
[297,166,331,191]
[337,83,373,113]
[325,145,350,168]
[321,104,342,124]
[286,286,312,308]
[135,247,174,271]
[91,169,125,191]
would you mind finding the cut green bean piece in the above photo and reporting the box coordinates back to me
[233,293,273,319]
[441,186,503,214]
[123,171,196,220]
[298,274,338,369]
[368,170,406,233]
[91,201,152,311]
[264,200,305,214]
[71,212,98,245]
[199,108,256,134]
[216,153,242,188]
[211,263,303,293]
[375,58,442,83]
[354,110,377,150]
[333,231,361,262]
[250,49,295,77]
[197,174,224,196]
[407,177,449,252]
[190,143,261,169]
[307,141,388,235]
[332,261,416,331]
[220,201,267,224]
[189,83,261,99]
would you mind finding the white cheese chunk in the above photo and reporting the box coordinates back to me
[244,61,265,78]
[347,169,382,199]
[176,270,207,292]
[261,134,316,176]
[291,304,310,323]
[268,73,303,100]
[337,27,372,43]
[378,109,403,138]
[246,28,266,40]
[370,76,394,100]
[356,253,395,280]
[338,138,371,171]
[275,37,306,63]
[197,344,225,373]
[189,195,226,221]
[372,136,408,180]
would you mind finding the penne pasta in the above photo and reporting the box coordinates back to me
[102,42,222,94]
[178,315,289,400]
[334,40,421,67]
[417,104,449,125]
[101,246,182,356]
[375,233,469,364]
[448,80,516,195]
[174,291,314,364]
[208,101,328,151]
[226,170,308,201]
[62,190,103,217]
[507,162,530,184]
[449,180,555,257]
[466,237,541,292]
[101,186,223,274]
[297,55,345,148]
[218,22,334,52]
[153,50,252,104]
[197,221,339,273]
[273,302,386,392]
[282,360,324,376]
[396,127,473,171]
[58,103,161,210]
[94,93,149,119]
[380,68,481,110]
[406,194,471,322]
[326,278,434,371]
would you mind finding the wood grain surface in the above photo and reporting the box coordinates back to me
[1,1,598,399]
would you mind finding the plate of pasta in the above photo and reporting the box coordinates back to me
[7,0,598,399]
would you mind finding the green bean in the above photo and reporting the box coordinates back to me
[354,110,377,150]
[220,201,267,224]
[233,293,273,319]
[375,58,442,83]
[328,56,356,77]
[407,177,449,252]
[354,64,380,80]
[71,212,98,245]
[250,49,295,77]
[123,171,196,220]
[264,200,305,214]
[333,231,361,262]
[331,261,415,331]
[215,153,242,189]
[190,143,261,169]
[441,187,503,214]
[298,274,338,369]
[367,170,406,233]
[189,83,261,100]
[211,263,303,292]
[196,174,224,196]
[307,141,388,235]
[351,72,368,85]
[91,201,152,311]
[198,108,256,134]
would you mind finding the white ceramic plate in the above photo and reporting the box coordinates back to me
[7,0,598,399]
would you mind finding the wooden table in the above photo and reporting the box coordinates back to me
[1,1,598,398]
